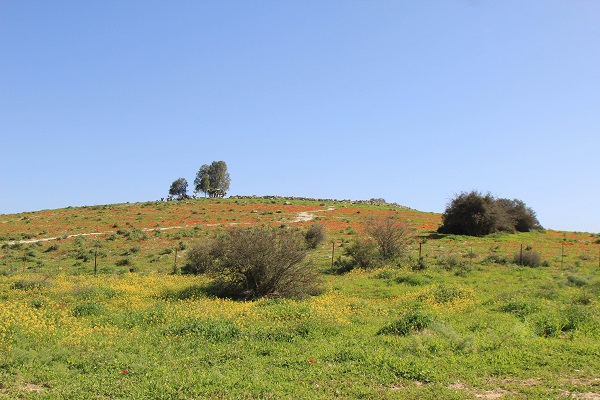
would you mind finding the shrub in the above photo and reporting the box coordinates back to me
[394,274,427,286]
[378,308,433,336]
[513,250,541,267]
[304,224,326,249]
[497,198,543,232]
[115,258,132,266]
[438,191,499,236]
[412,257,429,271]
[11,279,50,291]
[342,237,381,270]
[438,191,542,236]
[498,297,540,321]
[44,244,60,252]
[567,275,589,287]
[364,217,409,260]
[183,240,216,275]
[438,254,466,271]
[431,284,466,304]
[193,227,322,300]
[531,306,595,337]
[72,302,106,317]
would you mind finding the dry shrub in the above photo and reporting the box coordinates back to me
[185,227,322,300]
[304,224,326,249]
[364,217,410,260]
[513,250,542,267]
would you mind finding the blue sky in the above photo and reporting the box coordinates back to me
[1,1,599,233]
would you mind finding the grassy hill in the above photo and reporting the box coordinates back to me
[1,197,599,398]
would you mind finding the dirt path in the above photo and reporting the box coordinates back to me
[291,206,335,223]
[4,224,248,246]
[5,207,336,245]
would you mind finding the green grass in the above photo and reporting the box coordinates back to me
[0,197,599,398]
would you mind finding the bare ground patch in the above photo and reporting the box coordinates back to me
[448,382,510,399]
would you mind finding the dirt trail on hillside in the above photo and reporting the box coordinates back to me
[291,206,335,223]
[4,224,247,246]
[5,207,336,245]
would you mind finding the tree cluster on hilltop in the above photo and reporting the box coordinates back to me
[168,161,231,200]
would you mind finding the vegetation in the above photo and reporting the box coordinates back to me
[194,160,231,198]
[0,197,599,398]
[438,191,542,236]
[341,236,380,270]
[340,217,410,271]
[168,177,188,200]
[365,217,410,260]
[185,227,322,299]
[304,223,326,249]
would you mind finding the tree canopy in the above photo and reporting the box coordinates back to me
[194,161,231,198]
[438,191,542,236]
[168,178,188,200]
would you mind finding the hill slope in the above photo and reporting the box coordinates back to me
[1,197,599,398]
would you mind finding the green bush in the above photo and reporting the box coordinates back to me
[378,308,433,336]
[531,305,596,337]
[394,274,427,286]
[567,275,589,287]
[342,237,381,270]
[72,302,106,317]
[183,240,216,274]
[11,280,50,291]
[438,254,465,270]
[44,244,60,252]
[115,258,132,266]
[165,319,240,342]
[412,257,429,271]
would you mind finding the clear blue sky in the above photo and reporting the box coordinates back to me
[1,1,599,233]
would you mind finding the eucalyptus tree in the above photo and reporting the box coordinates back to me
[194,161,231,198]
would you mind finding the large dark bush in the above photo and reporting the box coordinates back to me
[184,227,322,300]
[496,198,542,232]
[438,191,542,236]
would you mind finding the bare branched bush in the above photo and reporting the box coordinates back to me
[364,217,410,260]
[304,224,326,249]
[184,227,322,299]
[513,250,542,267]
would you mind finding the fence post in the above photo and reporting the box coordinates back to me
[470,246,473,268]
[94,249,97,276]
[174,248,178,273]
[520,244,523,266]
[331,241,335,269]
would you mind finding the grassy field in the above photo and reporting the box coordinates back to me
[1,197,599,398]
